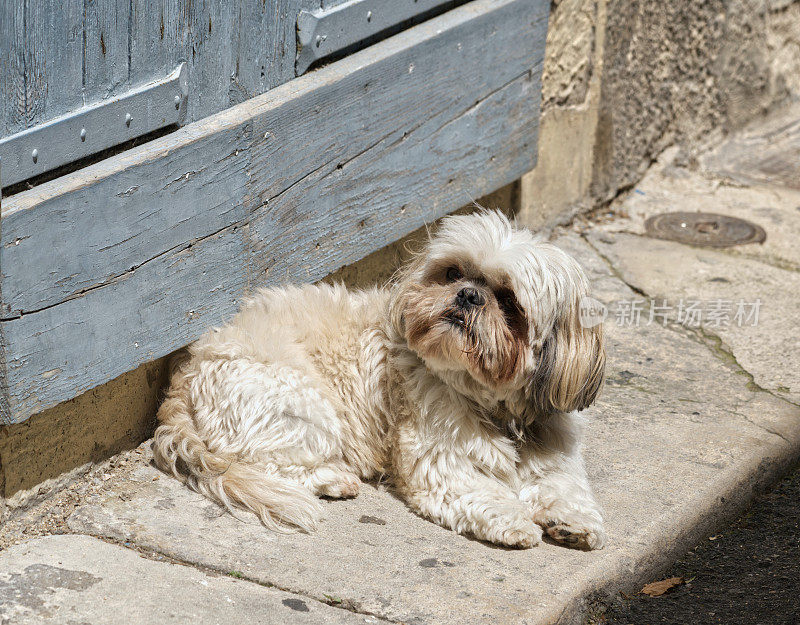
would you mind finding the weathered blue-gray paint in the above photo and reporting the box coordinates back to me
[0,159,9,426]
[0,0,321,144]
[0,64,188,187]
[296,0,458,75]
[1,114,252,315]
[0,0,548,423]
[1,0,85,138]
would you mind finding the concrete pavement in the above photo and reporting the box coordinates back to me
[2,106,799,625]
[0,534,389,625]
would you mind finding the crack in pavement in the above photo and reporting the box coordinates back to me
[69,529,403,624]
[731,410,792,445]
[580,232,800,432]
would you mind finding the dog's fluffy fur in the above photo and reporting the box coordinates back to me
[153,210,606,549]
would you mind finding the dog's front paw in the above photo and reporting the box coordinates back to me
[482,518,543,549]
[312,467,361,499]
[537,510,606,550]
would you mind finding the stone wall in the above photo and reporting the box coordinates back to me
[521,0,800,228]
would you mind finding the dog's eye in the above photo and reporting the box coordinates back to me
[445,266,463,282]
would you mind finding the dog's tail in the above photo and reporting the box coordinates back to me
[152,385,323,532]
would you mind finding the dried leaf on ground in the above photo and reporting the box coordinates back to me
[640,577,684,597]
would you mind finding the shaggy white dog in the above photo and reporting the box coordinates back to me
[153,210,606,549]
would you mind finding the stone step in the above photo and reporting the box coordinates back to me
[0,534,389,624]
[64,227,800,625]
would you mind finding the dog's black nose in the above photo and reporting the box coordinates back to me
[456,287,485,308]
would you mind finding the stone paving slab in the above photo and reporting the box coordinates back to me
[699,103,800,191]
[591,144,800,273]
[587,230,800,405]
[66,233,800,625]
[0,534,388,625]
[583,135,800,405]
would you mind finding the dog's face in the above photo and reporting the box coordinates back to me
[392,210,605,416]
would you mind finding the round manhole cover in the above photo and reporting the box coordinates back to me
[644,212,766,248]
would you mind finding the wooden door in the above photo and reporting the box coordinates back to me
[0,0,549,424]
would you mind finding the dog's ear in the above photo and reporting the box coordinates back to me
[527,298,605,415]
[388,252,427,339]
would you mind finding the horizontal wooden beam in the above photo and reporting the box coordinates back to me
[0,0,547,423]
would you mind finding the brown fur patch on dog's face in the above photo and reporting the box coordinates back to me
[391,210,605,414]
[401,256,529,390]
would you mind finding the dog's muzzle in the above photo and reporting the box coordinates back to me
[455,287,484,309]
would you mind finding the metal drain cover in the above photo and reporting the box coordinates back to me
[644,212,766,248]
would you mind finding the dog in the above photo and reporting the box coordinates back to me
[153,210,606,549]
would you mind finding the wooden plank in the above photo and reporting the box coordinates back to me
[249,72,540,285]
[128,0,183,85]
[127,0,313,124]
[25,0,84,129]
[3,1,323,156]
[1,115,252,315]
[127,0,309,119]
[184,0,238,119]
[84,0,130,100]
[0,0,84,137]
[2,0,542,314]
[0,0,548,422]
[0,1,26,137]
[1,226,249,420]
[234,0,311,101]
[3,0,309,148]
